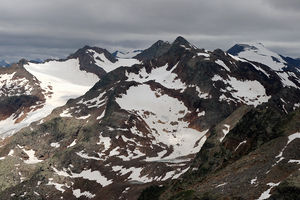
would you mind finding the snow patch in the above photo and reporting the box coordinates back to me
[251,177,258,185]
[76,150,102,161]
[197,52,210,58]
[72,189,95,199]
[277,71,298,88]
[220,124,230,142]
[77,114,91,120]
[97,133,111,151]
[8,149,14,156]
[60,109,73,118]
[116,84,208,160]
[72,169,112,186]
[235,140,247,151]
[215,59,230,71]
[47,178,70,193]
[257,182,280,200]
[288,159,300,164]
[216,182,228,188]
[50,142,60,148]
[53,167,112,187]
[274,132,300,165]
[67,139,77,148]
[18,145,43,164]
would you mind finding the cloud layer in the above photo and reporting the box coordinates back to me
[0,0,299,61]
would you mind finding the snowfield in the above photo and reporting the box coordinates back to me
[0,59,100,138]
[0,51,140,137]
[116,84,208,160]
[234,43,299,89]
[236,43,287,71]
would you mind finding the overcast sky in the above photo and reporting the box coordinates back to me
[0,0,299,62]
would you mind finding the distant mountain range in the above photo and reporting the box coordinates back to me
[0,37,299,200]
[0,60,10,67]
[0,58,44,67]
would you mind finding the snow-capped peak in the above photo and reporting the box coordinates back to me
[227,43,287,71]
[172,36,197,50]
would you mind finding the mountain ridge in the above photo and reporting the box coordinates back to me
[0,36,299,199]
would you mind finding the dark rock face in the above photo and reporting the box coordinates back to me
[0,37,299,200]
[0,95,39,120]
[146,108,300,200]
[134,40,171,61]
[270,170,300,200]
[227,44,248,56]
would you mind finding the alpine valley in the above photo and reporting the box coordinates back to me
[0,36,299,200]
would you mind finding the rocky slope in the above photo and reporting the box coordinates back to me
[143,107,300,200]
[139,42,300,200]
[0,37,299,200]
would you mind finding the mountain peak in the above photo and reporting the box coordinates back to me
[227,43,265,56]
[69,45,117,63]
[227,42,288,71]
[173,36,190,46]
[154,40,169,47]
[18,58,29,66]
[134,40,171,60]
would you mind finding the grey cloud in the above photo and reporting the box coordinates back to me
[0,0,299,62]
[265,0,300,11]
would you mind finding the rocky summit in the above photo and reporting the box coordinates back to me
[0,36,299,200]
